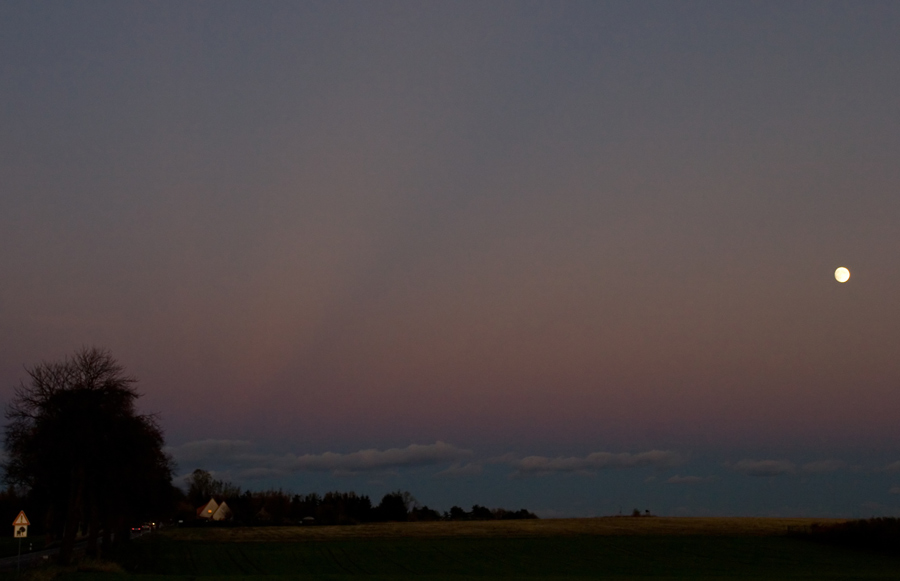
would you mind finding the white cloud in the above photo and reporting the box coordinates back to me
[281,442,472,473]
[801,460,845,474]
[507,450,683,476]
[168,441,688,481]
[732,459,795,477]
[167,440,472,477]
[726,458,844,477]
[666,475,716,484]
[484,453,519,464]
[237,467,285,480]
[434,462,483,478]
[883,461,900,473]
[167,439,253,465]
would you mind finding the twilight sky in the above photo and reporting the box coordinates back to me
[2,1,900,517]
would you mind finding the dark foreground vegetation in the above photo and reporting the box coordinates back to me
[793,517,900,556]
[2,349,174,564]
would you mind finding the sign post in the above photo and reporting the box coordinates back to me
[12,511,29,574]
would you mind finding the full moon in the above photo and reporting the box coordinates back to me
[835,267,850,283]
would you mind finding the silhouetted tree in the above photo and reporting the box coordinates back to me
[185,469,241,507]
[495,508,537,520]
[444,504,536,521]
[186,469,216,506]
[3,348,174,564]
[448,506,467,520]
[470,505,493,520]
[409,505,441,521]
[375,491,409,521]
[307,491,373,525]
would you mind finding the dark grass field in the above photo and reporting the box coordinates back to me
[37,519,900,580]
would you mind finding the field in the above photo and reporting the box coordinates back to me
[158,517,847,541]
[49,518,900,580]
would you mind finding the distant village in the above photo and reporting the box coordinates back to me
[186,490,537,526]
[184,470,537,526]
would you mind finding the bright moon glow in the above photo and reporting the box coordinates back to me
[835,267,850,283]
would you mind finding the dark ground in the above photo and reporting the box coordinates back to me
[50,528,900,580]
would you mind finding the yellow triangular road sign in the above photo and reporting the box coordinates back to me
[12,511,29,526]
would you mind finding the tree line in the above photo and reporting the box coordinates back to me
[180,469,536,525]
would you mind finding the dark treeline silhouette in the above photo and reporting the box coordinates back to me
[181,469,537,525]
[445,504,537,521]
[2,348,176,564]
[792,518,900,556]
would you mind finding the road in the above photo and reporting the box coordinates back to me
[0,532,141,572]
[0,543,64,572]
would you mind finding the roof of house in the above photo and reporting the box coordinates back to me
[196,498,219,518]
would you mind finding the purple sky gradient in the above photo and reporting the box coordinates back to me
[2,1,900,515]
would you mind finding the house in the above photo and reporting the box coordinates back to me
[212,501,233,521]
[196,498,233,521]
[197,498,218,519]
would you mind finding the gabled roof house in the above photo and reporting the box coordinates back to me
[196,498,233,521]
